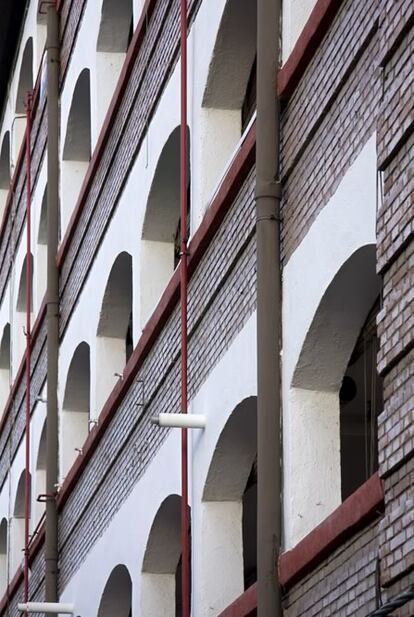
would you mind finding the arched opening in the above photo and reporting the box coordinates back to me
[34,419,46,524]
[61,69,91,233]
[0,518,7,594]
[61,342,90,477]
[14,254,33,368]
[140,126,190,327]
[0,132,11,220]
[0,324,11,415]
[339,297,382,499]
[198,397,257,612]
[141,495,189,616]
[13,38,33,164]
[96,0,133,131]
[197,0,257,208]
[36,186,47,305]
[97,564,132,617]
[289,245,382,540]
[95,252,133,414]
[11,471,30,574]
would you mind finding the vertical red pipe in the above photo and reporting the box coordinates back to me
[180,0,190,615]
[24,92,33,609]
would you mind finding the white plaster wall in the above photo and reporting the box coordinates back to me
[282,135,377,548]
[282,0,318,62]
[58,312,256,615]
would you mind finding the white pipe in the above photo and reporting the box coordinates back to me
[18,602,74,614]
[151,413,206,429]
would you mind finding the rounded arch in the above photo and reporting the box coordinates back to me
[0,518,7,593]
[195,0,257,213]
[0,132,10,219]
[63,69,91,162]
[287,244,381,545]
[14,253,33,366]
[36,185,48,305]
[292,245,381,391]
[199,397,257,611]
[140,126,190,327]
[0,323,11,414]
[34,418,46,523]
[95,252,133,415]
[61,69,91,233]
[61,342,90,477]
[95,0,133,132]
[15,38,33,114]
[97,564,132,617]
[97,0,133,52]
[141,494,188,616]
[11,470,30,573]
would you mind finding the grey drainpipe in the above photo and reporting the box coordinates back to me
[255,0,282,615]
[45,2,60,604]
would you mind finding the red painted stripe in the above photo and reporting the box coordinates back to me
[278,0,346,100]
[218,584,257,617]
[278,473,384,589]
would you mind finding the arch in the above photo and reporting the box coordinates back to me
[61,69,91,232]
[140,126,190,327]
[141,494,188,616]
[11,470,30,574]
[97,0,133,52]
[0,132,10,220]
[0,324,10,415]
[198,397,257,612]
[61,342,90,477]
[14,253,33,366]
[34,419,46,524]
[36,185,48,305]
[97,564,132,617]
[0,518,7,593]
[95,252,133,414]
[15,38,33,114]
[194,0,257,210]
[95,0,133,131]
[287,244,381,542]
[203,0,257,112]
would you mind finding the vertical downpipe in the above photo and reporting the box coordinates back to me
[256,0,282,615]
[24,90,33,612]
[45,2,60,604]
[180,0,190,615]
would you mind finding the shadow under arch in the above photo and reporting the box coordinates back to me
[95,251,133,414]
[141,494,189,616]
[97,564,132,617]
[198,396,257,612]
[61,341,91,478]
[286,244,382,545]
[140,125,190,328]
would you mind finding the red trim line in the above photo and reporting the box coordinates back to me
[279,473,384,589]
[277,0,346,100]
[218,583,257,617]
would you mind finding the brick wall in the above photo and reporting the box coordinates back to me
[376,0,414,604]
[283,522,380,617]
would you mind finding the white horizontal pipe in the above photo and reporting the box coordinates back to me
[151,413,206,429]
[18,602,74,614]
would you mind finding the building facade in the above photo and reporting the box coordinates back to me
[0,0,411,615]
